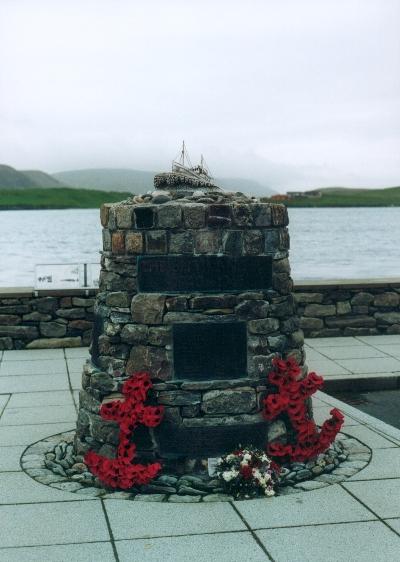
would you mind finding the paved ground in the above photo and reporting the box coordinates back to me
[0,338,400,561]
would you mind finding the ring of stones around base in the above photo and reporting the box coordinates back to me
[20,431,371,502]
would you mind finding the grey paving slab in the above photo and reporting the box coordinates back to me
[313,407,360,428]
[0,472,94,504]
[0,405,76,426]
[0,501,109,547]
[7,390,74,408]
[385,518,400,534]
[356,335,400,345]
[335,357,400,374]
[2,349,65,361]
[66,358,87,372]
[315,346,388,360]
[105,500,246,540]
[256,521,400,562]
[305,337,365,348]
[304,348,331,362]
[0,374,69,393]
[347,448,400,480]
[306,359,351,376]
[0,446,25,471]
[65,347,90,358]
[0,423,73,446]
[235,485,374,529]
[69,370,83,390]
[343,479,400,518]
[344,425,398,449]
[116,531,268,562]
[0,542,115,562]
[0,359,67,376]
[371,343,400,357]
[0,394,9,415]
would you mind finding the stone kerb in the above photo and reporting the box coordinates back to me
[75,194,304,463]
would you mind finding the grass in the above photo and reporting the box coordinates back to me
[0,187,132,209]
[262,186,400,207]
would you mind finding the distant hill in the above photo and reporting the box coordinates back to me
[0,187,132,210]
[54,168,274,196]
[0,164,64,189]
[263,186,400,207]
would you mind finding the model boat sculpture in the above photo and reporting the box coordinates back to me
[154,141,220,190]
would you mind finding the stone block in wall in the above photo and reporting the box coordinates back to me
[148,326,172,346]
[0,337,12,350]
[194,230,221,254]
[131,294,166,324]
[190,295,238,310]
[59,297,72,308]
[336,301,351,315]
[39,321,67,338]
[125,232,144,254]
[157,204,182,228]
[303,304,336,317]
[248,318,279,334]
[343,327,371,336]
[271,205,288,226]
[0,325,38,339]
[26,336,82,349]
[134,207,155,229]
[120,324,148,344]
[247,335,270,354]
[325,315,376,328]
[111,232,125,254]
[252,204,272,226]
[264,229,279,253]
[387,325,400,334]
[222,231,243,256]
[294,292,324,304]
[157,391,201,406]
[22,311,52,322]
[105,292,130,308]
[201,389,256,415]
[352,305,369,314]
[183,204,206,228]
[232,204,252,227]
[145,230,168,254]
[350,292,374,306]
[374,293,400,307]
[272,273,293,295]
[374,312,400,325]
[243,230,263,255]
[100,204,110,227]
[267,419,287,442]
[268,335,288,351]
[235,300,269,319]
[56,308,86,320]
[126,345,171,380]
[300,317,324,331]
[102,229,111,251]
[0,315,21,325]
[69,320,93,332]
[0,304,30,315]
[169,231,194,254]
[34,297,58,314]
[115,205,133,229]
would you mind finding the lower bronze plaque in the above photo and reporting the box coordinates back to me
[137,255,272,293]
[155,422,269,457]
[173,322,247,380]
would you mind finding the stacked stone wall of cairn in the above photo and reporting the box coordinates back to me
[0,291,95,350]
[74,191,306,464]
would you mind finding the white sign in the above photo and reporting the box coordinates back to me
[35,263,81,289]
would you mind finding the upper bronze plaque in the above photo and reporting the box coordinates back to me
[137,255,272,293]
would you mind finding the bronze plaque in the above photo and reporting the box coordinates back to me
[173,322,247,381]
[137,255,272,293]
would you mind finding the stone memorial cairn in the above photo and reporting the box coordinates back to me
[74,185,308,477]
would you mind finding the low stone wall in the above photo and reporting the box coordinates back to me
[296,279,400,337]
[0,288,96,350]
[1,279,400,349]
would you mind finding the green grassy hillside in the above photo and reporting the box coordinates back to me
[263,186,400,207]
[0,164,65,189]
[0,187,131,209]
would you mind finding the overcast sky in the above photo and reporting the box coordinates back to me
[0,0,399,190]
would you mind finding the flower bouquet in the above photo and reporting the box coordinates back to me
[215,447,280,499]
